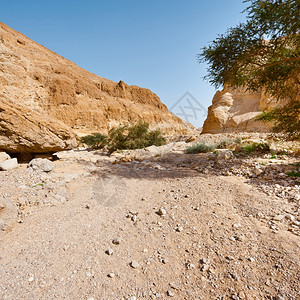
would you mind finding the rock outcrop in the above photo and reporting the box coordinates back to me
[202,86,284,134]
[0,22,193,154]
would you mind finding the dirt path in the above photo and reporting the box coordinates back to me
[0,157,299,300]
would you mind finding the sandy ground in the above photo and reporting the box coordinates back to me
[0,151,299,300]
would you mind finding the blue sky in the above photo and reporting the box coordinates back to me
[1,0,248,127]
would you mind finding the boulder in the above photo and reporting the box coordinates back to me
[0,158,18,171]
[0,152,10,163]
[0,198,17,233]
[215,149,233,160]
[28,158,54,172]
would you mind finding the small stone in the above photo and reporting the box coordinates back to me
[169,282,179,290]
[238,291,246,299]
[86,272,92,277]
[112,238,121,245]
[157,208,167,216]
[105,248,114,255]
[285,214,295,222]
[130,260,140,269]
[129,211,138,215]
[273,215,285,221]
[107,272,115,278]
[232,223,241,228]
[167,290,174,297]
[131,215,137,222]
[176,226,184,232]
[226,256,235,261]
[200,258,207,264]
[28,276,34,282]
[249,257,255,262]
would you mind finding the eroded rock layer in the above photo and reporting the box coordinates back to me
[202,86,284,134]
[0,22,193,153]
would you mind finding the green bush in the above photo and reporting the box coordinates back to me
[80,122,166,153]
[185,143,216,154]
[80,133,108,149]
[242,142,270,154]
[287,171,300,178]
[107,122,166,153]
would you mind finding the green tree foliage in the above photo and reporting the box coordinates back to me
[198,0,300,138]
[257,99,300,138]
[80,133,107,149]
[80,122,166,153]
[107,122,166,153]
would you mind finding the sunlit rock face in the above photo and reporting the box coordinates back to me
[0,22,194,153]
[202,86,285,134]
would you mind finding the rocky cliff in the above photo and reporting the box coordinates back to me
[0,22,193,154]
[201,86,284,134]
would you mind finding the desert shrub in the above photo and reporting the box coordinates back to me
[80,133,108,149]
[242,142,270,154]
[287,171,300,178]
[185,143,216,154]
[107,122,166,153]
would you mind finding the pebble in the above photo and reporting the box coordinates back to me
[28,276,34,282]
[226,256,234,261]
[167,290,174,297]
[200,258,207,264]
[176,226,184,232]
[285,214,295,222]
[273,215,285,221]
[112,238,121,245]
[107,272,115,278]
[130,260,140,269]
[105,248,114,255]
[232,223,241,228]
[157,208,167,216]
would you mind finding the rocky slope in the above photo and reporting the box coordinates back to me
[0,22,193,154]
[202,86,284,134]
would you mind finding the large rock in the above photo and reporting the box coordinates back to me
[202,86,285,134]
[0,198,17,233]
[28,158,54,172]
[0,158,18,171]
[0,22,194,154]
[0,152,10,163]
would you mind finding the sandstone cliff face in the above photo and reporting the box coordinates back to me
[0,22,193,153]
[202,86,283,134]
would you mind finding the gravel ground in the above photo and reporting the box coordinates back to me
[0,147,299,300]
